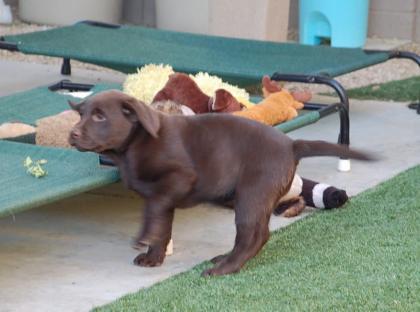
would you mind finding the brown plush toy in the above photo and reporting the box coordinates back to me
[152,73,210,114]
[152,73,243,114]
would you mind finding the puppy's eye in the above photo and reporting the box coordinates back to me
[92,113,106,122]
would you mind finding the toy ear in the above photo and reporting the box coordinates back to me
[121,98,160,139]
[210,89,242,113]
[262,75,281,97]
[68,100,82,111]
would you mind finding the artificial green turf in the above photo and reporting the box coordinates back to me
[94,166,420,312]
[346,76,420,101]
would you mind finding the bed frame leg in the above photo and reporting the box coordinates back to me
[323,78,351,171]
[61,58,71,75]
[389,51,420,116]
[270,73,351,171]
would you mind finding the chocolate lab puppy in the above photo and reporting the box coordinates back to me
[68,90,372,276]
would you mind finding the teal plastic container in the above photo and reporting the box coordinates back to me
[299,0,370,48]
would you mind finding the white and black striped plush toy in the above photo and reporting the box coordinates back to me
[165,174,348,255]
[274,174,349,216]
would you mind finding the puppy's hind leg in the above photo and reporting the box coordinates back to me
[202,184,276,276]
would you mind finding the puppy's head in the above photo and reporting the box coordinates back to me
[68,90,160,153]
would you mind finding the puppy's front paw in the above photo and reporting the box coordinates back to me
[133,252,164,267]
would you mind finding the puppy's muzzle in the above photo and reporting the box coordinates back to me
[70,128,82,140]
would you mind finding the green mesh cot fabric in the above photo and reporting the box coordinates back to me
[4,23,390,85]
[0,140,119,217]
[275,111,320,133]
[0,83,120,125]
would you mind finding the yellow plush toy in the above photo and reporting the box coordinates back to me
[122,64,254,108]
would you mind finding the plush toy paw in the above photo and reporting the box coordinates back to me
[282,197,306,218]
[290,89,312,103]
[262,75,312,104]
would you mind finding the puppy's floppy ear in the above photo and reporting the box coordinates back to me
[68,100,83,111]
[121,98,161,139]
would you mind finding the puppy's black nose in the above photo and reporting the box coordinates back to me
[70,129,81,140]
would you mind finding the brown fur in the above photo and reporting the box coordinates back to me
[68,90,372,276]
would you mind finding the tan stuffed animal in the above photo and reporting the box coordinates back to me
[35,110,80,148]
[0,122,35,139]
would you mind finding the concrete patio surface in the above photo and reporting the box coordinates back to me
[0,59,419,312]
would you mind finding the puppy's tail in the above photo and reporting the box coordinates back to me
[293,140,375,161]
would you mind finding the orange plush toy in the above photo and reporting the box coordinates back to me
[232,76,307,126]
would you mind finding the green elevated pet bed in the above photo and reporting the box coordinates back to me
[0,21,408,84]
[0,20,418,215]
[0,80,322,217]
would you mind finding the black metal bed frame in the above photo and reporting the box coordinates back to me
[1,20,419,150]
